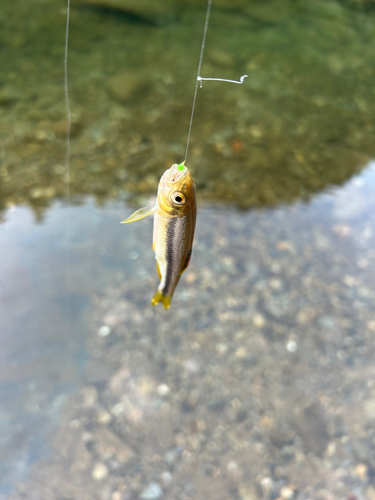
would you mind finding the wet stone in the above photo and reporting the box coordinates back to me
[253,313,265,327]
[353,440,375,469]
[160,471,172,487]
[363,399,375,419]
[264,293,292,318]
[269,423,295,447]
[260,477,275,496]
[208,399,227,413]
[280,486,295,499]
[139,482,163,500]
[97,408,112,425]
[238,484,260,500]
[78,0,175,24]
[107,71,145,104]
[91,463,109,481]
[293,403,329,456]
[180,399,196,413]
[81,386,99,408]
[0,86,20,106]
[366,486,375,500]
[164,447,182,466]
[95,427,135,462]
[98,325,111,337]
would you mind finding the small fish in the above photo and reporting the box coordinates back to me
[122,162,196,309]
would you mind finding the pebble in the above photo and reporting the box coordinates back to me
[294,403,329,455]
[107,71,143,103]
[157,384,170,397]
[270,278,283,290]
[137,376,155,395]
[363,399,375,419]
[253,313,265,327]
[183,359,200,374]
[286,340,298,353]
[318,315,336,330]
[260,477,274,495]
[164,448,182,466]
[81,386,99,408]
[139,482,163,500]
[280,486,295,499]
[82,431,94,443]
[353,463,367,480]
[367,321,375,332]
[326,442,336,457]
[70,419,80,429]
[238,484,260,500]
[97,408,112,425]
[98,325,111,337]
[91,463,109,481]
[357,258,369,269]
[160,471,172,487]
[365,486,375,500]
[235,347,247,359]
[216,343,228,354]
[227,460,240,476]
[297,307,316,324]
[343,275,358,287]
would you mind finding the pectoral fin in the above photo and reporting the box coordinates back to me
[121,206,155,224]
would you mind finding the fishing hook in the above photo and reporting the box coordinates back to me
[197,74,248,88]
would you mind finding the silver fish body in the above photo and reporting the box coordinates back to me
[122,162,196,309]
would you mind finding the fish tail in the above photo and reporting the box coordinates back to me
[151,290,172,310]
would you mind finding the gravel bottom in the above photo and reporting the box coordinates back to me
[6,164,375,500]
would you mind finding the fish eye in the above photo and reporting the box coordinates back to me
[172,192,186,205]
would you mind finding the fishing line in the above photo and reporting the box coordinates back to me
[184,0,212,165]
[64,0,71,200]
[184,0,248,165]
[64,0,72,334]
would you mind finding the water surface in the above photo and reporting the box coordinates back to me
[1,0,375,498]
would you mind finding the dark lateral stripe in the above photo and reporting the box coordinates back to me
[162,218,177,296]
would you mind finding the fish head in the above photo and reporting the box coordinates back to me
[157,163,196,215]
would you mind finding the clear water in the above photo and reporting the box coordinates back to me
[1,1,375,499]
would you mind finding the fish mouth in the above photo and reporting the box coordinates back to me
[158,164,191,197]
[168,163,188,184]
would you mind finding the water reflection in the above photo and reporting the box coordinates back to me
[1,0,375,218]
[2,161,375,499]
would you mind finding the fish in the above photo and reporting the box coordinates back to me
[121,162,196,309]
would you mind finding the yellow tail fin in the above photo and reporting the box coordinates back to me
[151,290,172,310]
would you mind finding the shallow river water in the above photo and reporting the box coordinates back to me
[1,0,375,499]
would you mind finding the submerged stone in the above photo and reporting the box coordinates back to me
[78,0,176,24]
[139,482,163,500]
